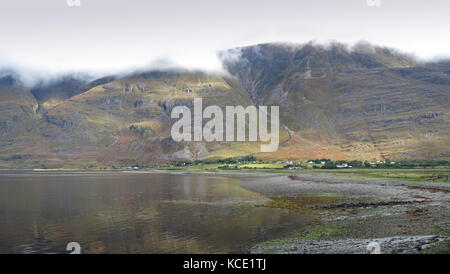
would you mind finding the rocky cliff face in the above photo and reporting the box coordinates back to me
[221,42,450,161]
[0,42,449,168]
[0,70,257,168]
[0,72,39,145]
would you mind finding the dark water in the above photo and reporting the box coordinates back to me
[0,171,313,254]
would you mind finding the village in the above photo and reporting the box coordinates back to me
[109,156,445,172]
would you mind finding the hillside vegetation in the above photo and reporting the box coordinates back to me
[0,42,449,168]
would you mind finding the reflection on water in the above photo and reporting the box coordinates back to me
[0,171,314,254]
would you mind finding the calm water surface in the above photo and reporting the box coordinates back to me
[0,171,313,254]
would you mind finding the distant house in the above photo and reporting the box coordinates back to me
[336,163,349,168]
[320,161,326,164]
[370,160,386,165]
[308,161,314,164]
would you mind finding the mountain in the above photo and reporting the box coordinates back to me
[0,42,449,168]
[30,75,90,113]
[0,70,258,168]
[221,42,450,161]
[0,72,39,146]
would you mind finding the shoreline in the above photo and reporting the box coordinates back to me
[235,173,449,254]
[120,169,450,253]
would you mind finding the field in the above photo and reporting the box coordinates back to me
[235,163,287,169]
[304,168,450,183]
[151,163,450,183]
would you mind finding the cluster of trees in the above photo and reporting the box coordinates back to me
[218,164,279,170]
[307,159,331,164]
[365,159,450,169]
[116,156,450,170]
[174,156,450,169]
[318,160,364,169]
[319,159,450,169]
[173,155,257,167]
[218,165,240,170]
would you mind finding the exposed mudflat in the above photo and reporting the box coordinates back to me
[237,173,450,254]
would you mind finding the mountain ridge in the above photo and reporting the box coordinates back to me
[0,42,449,168]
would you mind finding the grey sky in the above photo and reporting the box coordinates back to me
[0,0,449,74]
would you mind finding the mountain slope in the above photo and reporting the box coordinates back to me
[0,72,39,146]
[221,42,450,161]
[0,42,449,168]
[0,70,263,168]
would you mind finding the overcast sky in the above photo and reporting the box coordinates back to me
[0,0,449,75]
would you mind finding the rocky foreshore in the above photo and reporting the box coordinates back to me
[237,173,450,254]
[252,235,450,254]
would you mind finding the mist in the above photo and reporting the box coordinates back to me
[3,38,450,90]
[1,0,449,79]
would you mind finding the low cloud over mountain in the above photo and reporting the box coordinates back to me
[1,42,449,168]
